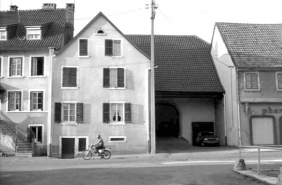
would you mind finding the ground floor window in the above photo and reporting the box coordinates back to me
[78,138,86,151]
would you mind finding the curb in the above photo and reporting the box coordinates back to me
[234,169,278,185]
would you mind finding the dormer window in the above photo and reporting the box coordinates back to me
[26,29,41,40]
[0,29,7,40]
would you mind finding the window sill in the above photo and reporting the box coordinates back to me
[60,122,78,126]
[29,76,46,78]
[108,87,126,90]
[61,87,79,90]
[108,122,126,126]
[78,56,90,58]
[244,89,260,92]
[111,56,123,59]
[6,111,48,113]
[7,76,25,79]
[276,89,282,92]
[95,33,107,36]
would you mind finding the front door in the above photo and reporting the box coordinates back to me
[30,126,43,143]
[62,138,75,159]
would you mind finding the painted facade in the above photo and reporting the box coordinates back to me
[211,23,282,146]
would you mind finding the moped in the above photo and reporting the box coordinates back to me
[83,144,111,160]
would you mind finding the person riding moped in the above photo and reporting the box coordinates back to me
[92,134,104,155]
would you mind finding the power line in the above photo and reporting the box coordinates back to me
[157,7,183,35]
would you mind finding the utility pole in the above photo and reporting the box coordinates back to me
[150,0,157,154]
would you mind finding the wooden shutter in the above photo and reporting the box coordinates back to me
[105,40,113,56]
[103,68,110,88]
[62,68,70,87]
[76,103,83,123]
[19,58,22,76]
[79,39,88,56]
[278,73,282,89]
[38,92,43,111]
[103,103,110,123]
[251,73,258,89]
[8,92,11,111]
[245,73,251,89]
[117,68,125,88]
[124,103,131,123]
[31,58,37,76]
[18,92,21,111]
[9,58,12,76]
[30,92,33,111]
[54,103,62,123]
[69,68,77,87]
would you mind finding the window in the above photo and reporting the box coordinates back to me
[62,67,78,88]
[30,91,43,111]
[0,30,7,40]
[8,91,21,111]
[78,138,86,151]
[103,103,131,124]
[109,136,126,142]
[245,72,259,90]
[31,57,44,76]
[9,57,23,77]
[276,72,282,90]
[105,39,122,56]
[26,29,41,40]
[96,29,107,36]
[0,57,2,77]
[54,102,83,123]
[79,39,88,56]
[103,68,125,88]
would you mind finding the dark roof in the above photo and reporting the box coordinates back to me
[125,35,224,93]
[216,23,282,68]
[0,9,68,50]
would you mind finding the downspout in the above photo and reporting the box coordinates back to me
[236,68,242,146]
[47,47,55,157]
[224,93,227,145]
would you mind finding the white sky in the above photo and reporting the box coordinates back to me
[1,0,282,42]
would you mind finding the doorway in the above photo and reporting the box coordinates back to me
[280,116,282,145]
[29,125,43,144]
[251,117,275,145]
[192,122,214,146]
[61,138,75,159]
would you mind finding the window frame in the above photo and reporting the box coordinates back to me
[29,89,45,111]
[276,72,282,91]
[244,72,260,91]
[28,124,44,144]
[105,38,123,57]
[61,66,79,89]
[26,28,41,40]
[77,136,89,152]
[78,38,89,58]
[62,102,77,123]
[0,56,3,78]
[0,29,7,41]
[29,56,46,77]
[104,67,126,89]
[109,101,126,125]
[95,29,107,36]
[8,56,24,78]
[7,90,23,112]
[108,136,127,143]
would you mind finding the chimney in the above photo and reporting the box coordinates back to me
[64,3,75,45]
[42,3,57,10]
[10,5,18,11]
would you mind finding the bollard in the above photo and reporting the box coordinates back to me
[234,159,247,171]
[277,167,282,185]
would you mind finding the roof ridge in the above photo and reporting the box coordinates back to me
[216,22,282,25]
[0,8,66,13]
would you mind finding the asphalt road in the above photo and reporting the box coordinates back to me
[0,150,281,185]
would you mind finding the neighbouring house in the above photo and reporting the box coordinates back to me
[0,3,75,156]
[51,12,225,158]
[211,23,282,146]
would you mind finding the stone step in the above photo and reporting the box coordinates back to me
[16,153,32,157]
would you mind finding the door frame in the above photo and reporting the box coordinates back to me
[28,124,44,144]
[59,136,89,158]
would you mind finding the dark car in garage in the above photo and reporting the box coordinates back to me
[196,131,219,146]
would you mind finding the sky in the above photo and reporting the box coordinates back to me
[1,0,282,42]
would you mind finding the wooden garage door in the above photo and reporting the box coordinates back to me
[251,117,274,145]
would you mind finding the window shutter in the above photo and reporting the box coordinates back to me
[18,92,21,111]
[124,103,131,123]
[30,92,33,111]
[105,40,113,56]
[31,58,37,76]
[103,68,110,88]
[76,103,83,123]
[54,103,62,123]
[79,39,88,56]
[278,73,282,89]
[19,59,22,76]
[9,58,12,76]
[117,68,125,88]
[251,73,258,89]
[245,74,251,89]
[38,92,43,111]
[103,103,110,123]
[62,68,70,87]
[69,68,77,87]
[8,92,11,111]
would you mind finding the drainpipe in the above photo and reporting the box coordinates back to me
[47,47,55,157]
[224,93,227,145]
[236,68,242,146]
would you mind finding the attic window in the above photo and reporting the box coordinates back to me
[96,29,107,36]
[26,28,41,40]
[0,30,7,40]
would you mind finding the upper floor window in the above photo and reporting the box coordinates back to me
[244,72,259,90]
[103,102,131,124]
[0,30,7,40]
[54,102,83,123]
[276,72,282,91]
[26,29,41,40]
[31,57,44,76]
[61,67,78,88]
[96,29,107,36]
[9,57,23,77]
[105,39,122,57]
[8,91,21,111]
[103,68,125,88]
[79,39,88,57]
[30,91,43,111]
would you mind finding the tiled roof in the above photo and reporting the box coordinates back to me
[216,23,282,68]
[0,9,67,50]
[125,35,224,93]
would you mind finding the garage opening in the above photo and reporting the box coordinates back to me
[61,138,75,159]
[251,117,275,145]
[192,122,214,146]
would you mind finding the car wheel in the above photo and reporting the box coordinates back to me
[201,142,205,147]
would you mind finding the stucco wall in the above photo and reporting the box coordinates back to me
[51,16,151,157]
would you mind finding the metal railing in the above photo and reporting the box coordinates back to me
[239,145,282,175]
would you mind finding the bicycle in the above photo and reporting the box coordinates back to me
[83,144,111,160]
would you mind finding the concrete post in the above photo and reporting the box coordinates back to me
[277,167,282,185]
[234,159,247,171]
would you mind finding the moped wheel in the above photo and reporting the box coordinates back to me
[102,150,111,159]
[83,150,92,160]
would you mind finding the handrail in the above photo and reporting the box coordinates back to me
[239,145,282,175]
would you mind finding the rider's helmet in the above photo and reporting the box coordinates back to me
[96,134,101,139]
